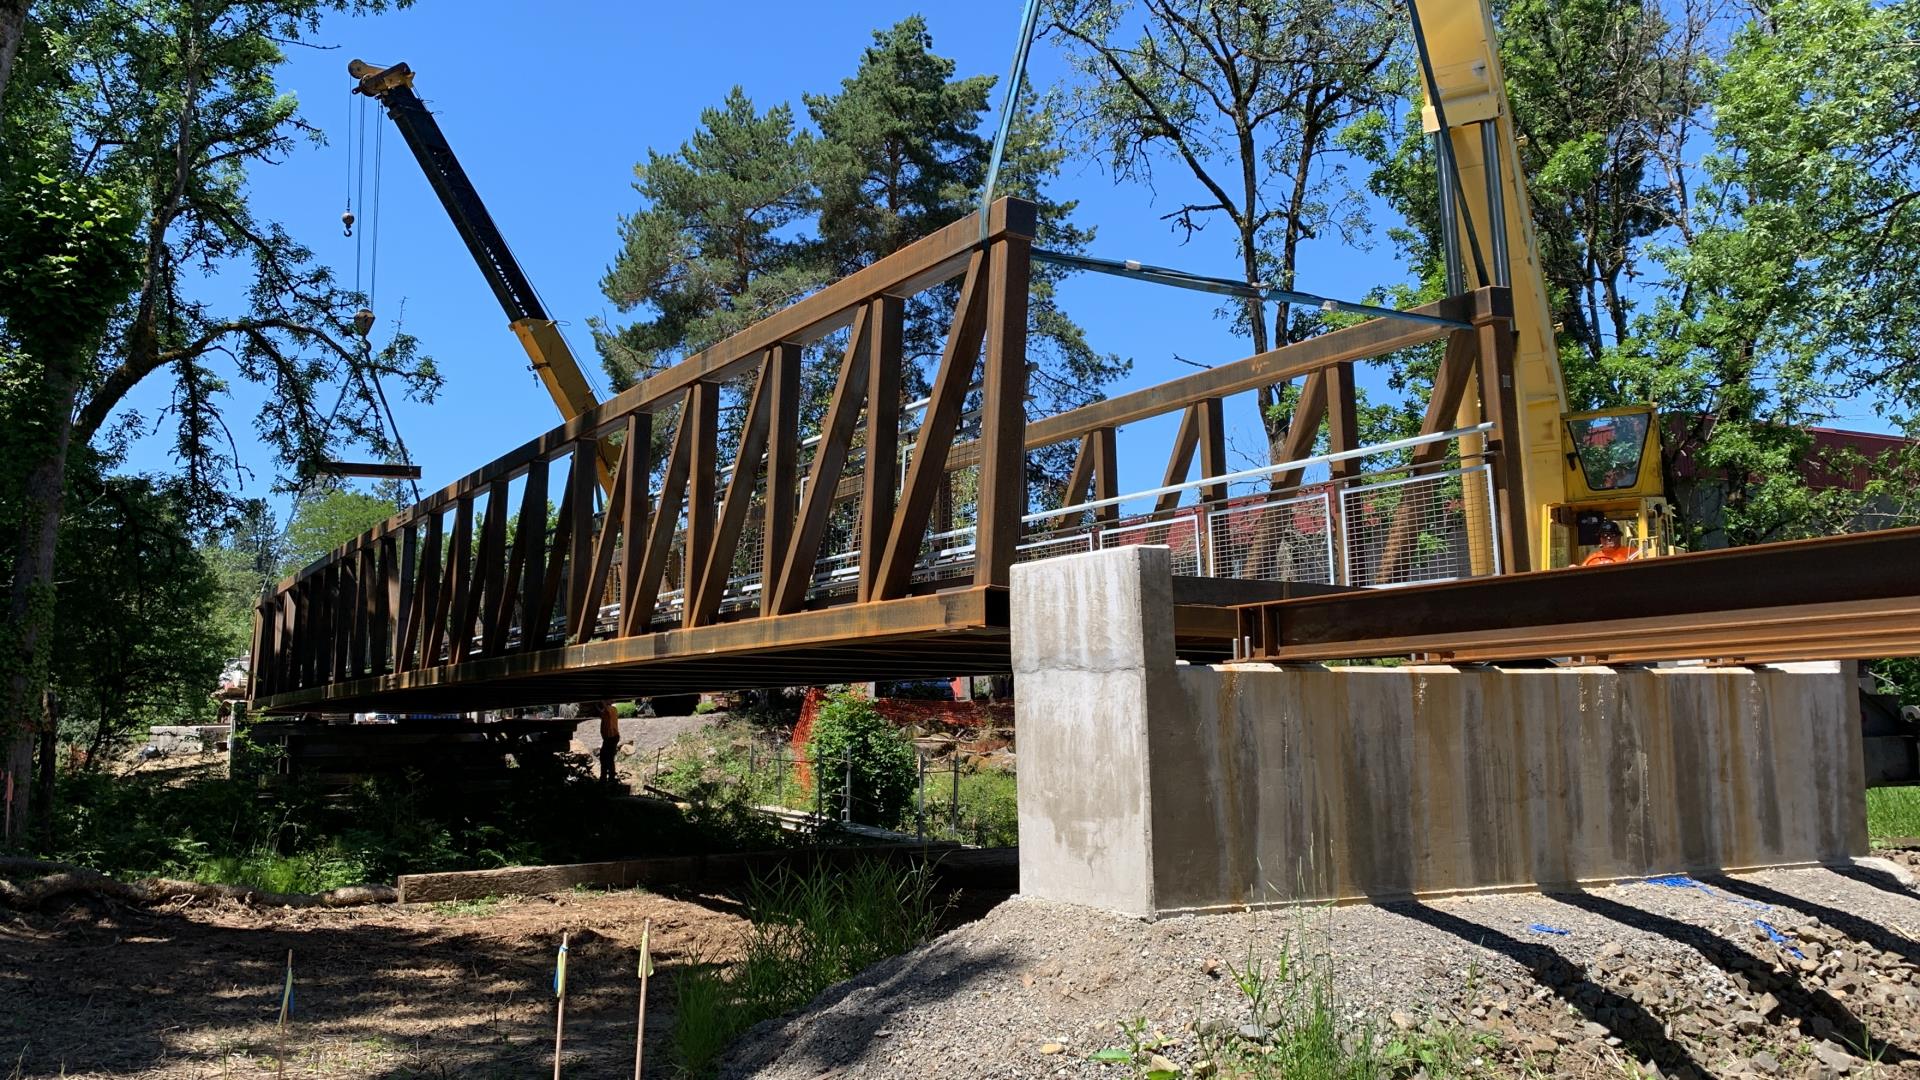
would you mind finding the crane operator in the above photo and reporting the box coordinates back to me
[1581,521,1635,566]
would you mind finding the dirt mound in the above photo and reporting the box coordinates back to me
[723,863,1920,1079]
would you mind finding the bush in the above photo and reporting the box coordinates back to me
[674,859,940,1077]
[805,693,915,827]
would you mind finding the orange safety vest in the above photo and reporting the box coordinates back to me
[1581,546,1632,566]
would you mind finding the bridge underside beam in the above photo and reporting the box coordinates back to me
[1236,526,1920,665]
[250,578,1292,716]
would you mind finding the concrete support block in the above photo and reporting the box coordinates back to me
[1012,546,1869,917]
[1011,544,1181,916]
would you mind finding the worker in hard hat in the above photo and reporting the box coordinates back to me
[1581,520,1635,566]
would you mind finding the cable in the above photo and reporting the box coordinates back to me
[1032,248,1471,330]
[354,95,367,296]
[977,0,1044,239]
[369,103,383,309]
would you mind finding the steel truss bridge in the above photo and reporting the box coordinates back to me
[248,200,1920,715]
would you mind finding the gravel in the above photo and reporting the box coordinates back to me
[723,858,1920,1080]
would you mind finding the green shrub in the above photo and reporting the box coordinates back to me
[805,693,915,827]
[674,859,940,1077]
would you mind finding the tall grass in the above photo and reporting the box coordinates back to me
[1867,786,1920,840]
[674,859,941,1077]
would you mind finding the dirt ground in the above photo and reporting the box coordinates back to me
[0,886,753,1079]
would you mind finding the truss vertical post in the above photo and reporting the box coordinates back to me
[976,234,1030,587]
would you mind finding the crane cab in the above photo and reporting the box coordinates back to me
[1546,405,1677,568]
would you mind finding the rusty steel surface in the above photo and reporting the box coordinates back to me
[1234,526,1920,665]
[250,192,1533,716]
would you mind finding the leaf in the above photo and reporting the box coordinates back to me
[1088,1048,1134,1062]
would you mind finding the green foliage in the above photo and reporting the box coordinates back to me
[49,463,229,760]
[949,767,1019,847]
[596,16,1124,433]
[0,168,140,372]
[1046,0,1406,388]
[673,859,940,1077]
[33,754,785,889]
[280,485,398,573]
[805,693,916,827]
[1866,788,1920,843]
[595,88,827,387]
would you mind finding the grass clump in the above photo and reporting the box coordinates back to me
[1866,786,1920,841]
[1095,936,1493,1079]
[673,858,941,1077]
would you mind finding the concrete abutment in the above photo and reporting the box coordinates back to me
[1012,546,1868,918]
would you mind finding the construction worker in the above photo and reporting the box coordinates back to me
[595,700,622,783]
[1581,520,1635,566]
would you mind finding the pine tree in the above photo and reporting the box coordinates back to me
[595,89,824,390]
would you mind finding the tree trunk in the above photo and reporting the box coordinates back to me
[34,705,53,839]
[3,371,77,846]
[0,1,28,114]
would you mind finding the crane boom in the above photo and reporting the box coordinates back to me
[1408,0,1668,570]
[350,59,613,489]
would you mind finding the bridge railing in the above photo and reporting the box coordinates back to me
[251,199,1038,700]
[249,188,1526,706]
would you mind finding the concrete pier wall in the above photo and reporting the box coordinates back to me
[1013,546,1868,918]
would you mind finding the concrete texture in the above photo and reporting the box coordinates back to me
[1011,546,1869,917]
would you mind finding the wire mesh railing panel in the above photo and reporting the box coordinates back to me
[1100,514,1202,576]
[1206,491,1335,584]
[1339,464,1499,588]
[1016,528,1096,563]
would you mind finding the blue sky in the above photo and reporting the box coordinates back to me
[108,0,1438,514]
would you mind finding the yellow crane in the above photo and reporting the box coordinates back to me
[349,59,615,491]
[1410,0,1673,569]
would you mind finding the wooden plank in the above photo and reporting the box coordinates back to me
[691,356,775,626]
[395,841,999,904]
[681,383,719,630]
[1155,404,1203,514]
[975,235,1030,587]
[770,308,872,614]
[616,412,653,638]
[859,295,905,603]
[565,439,599,639]
[630,403,696,633]
[761,343,802,615]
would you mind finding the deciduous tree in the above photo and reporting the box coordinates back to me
[1045,0,1404,458]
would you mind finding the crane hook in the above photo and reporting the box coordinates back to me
[342,206,356,238]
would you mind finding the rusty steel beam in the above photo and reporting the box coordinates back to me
[1236,527,1920,664]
